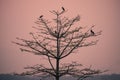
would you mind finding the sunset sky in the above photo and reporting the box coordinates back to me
[0,0,120,74]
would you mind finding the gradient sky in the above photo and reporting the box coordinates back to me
[0,0,120,74]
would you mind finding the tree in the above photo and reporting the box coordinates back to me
[13,7,103,80]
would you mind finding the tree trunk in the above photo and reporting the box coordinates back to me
[56,76,59,80]
[56,58,60,80]
[56,33,60,80]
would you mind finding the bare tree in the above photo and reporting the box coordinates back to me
[13,7,103,80]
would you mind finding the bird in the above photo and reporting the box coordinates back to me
[62,7,65,11]
[90,29,95,35]
[55,31,57,34]
[39,15,43,18]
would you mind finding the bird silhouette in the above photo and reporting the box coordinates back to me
[55,31,57,34]
[62,7,65,11]
[39,15,43,18]
[90,29,95,35]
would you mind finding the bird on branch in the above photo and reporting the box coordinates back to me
[62,7,65,11]
[55,31,57,34]
[39,15,43,18]
[90,29,95,35]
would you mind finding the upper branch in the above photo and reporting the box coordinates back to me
[60,27,102,59]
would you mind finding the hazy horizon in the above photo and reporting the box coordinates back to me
[0,0,120,74]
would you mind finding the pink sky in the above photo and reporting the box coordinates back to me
[0,0,120,74]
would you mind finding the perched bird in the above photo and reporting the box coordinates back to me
[55,31,57,34]
[90,29,95,35]
[62,7,65,11]
[39,15,43,18]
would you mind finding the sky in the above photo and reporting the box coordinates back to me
[0,0,120,74]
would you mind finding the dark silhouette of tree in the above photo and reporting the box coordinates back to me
[13,7,103,80]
